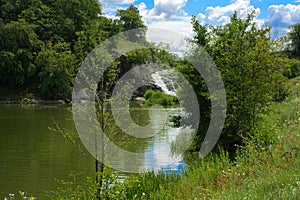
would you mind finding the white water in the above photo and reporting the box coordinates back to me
[151,70,176,96]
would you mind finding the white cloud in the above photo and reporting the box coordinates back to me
[146,17,193,37]
[101,0,136,17]
[151,0,188,18]
[102,0,193,37]
[101,0,136,4]
[197,0,261,25]
[138,0,189,21]
[137,1,193,38]
[268,4,300,28]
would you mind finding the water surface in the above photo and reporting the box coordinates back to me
[0,104,186,199]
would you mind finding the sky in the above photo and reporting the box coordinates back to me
[100,0,300,38]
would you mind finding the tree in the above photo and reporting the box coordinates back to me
[47,0,102,44]
[0,0,28,23]
[116,4,147,41]
[0,19,41,87]
[288,23,300,58]
[189,11,285,151]
[17,0,57,42]
[74,16,121,64]
[212,12,277,147]
[36,42,76,99]
[191,15,209,47]
[175,59,211,153]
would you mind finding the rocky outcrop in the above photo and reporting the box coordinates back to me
[132,83,162,99]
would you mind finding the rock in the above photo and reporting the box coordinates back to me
[132,84,162,99]
[135,97,146,101]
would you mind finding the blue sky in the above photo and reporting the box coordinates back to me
[101,0,300,37]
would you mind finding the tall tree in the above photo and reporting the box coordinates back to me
[17,0,56,42]
[191,15,209,48]
[74,16,121,63]
[0,20,41,86]
[116,4,146,41]
[48,0,102,44]
[189,11,284,151]
[0,0,29,23]
[288,23,300,58]
[36,42,75,99]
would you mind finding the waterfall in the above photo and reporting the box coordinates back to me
[151,70,176,96]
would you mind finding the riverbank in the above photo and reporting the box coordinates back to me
[0,86,68,104]
[0,100,66,104]
[42,77,299,199]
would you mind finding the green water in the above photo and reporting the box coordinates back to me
[0,104,185,199]
[0,104,94,199]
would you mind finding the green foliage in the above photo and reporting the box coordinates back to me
[74,17,120,62]
[283,58,300,79]
[0,19,41,86]
[41,0,102,45]
[191,15,209,47]
[189,11,286,150]
[48,169,127,200]
[49,77,300,199]
[36,42,76,99]
[284,76,300,99]
[0,0,148,99]
[144,90,178,107]
[119,48,177,77]
[0,0,27,23]
[0,0,102,95]
[3,191,36,200]
[212,12,274,138]
[116,4,147,41]
[288,23,300,58]
[175,59,211,151]
[126,49,154,65]
[17,0,56,42]
[211,168,300,199]
[0,0,102,44]
[291,62,300,78]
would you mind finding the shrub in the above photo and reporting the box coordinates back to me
[291,62,300,78]
[144,90,178,107]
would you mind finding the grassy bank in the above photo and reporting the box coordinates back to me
[45,77,299,199]
[144,90,179,107]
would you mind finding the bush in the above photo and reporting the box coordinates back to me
[283,60,300,79]
[36,42,75,99]
[291,62,300,78]
[144,90,178,107]
[144,90,154,100]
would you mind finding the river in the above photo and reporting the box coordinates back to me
[0,104,186,199]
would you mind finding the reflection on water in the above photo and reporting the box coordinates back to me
[106,105,193,173]
[135,108,191,172]
[0,104,193,198]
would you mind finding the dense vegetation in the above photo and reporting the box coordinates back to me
[0,1,146,99]
[1,0,300,199]
[40,76,300,199]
